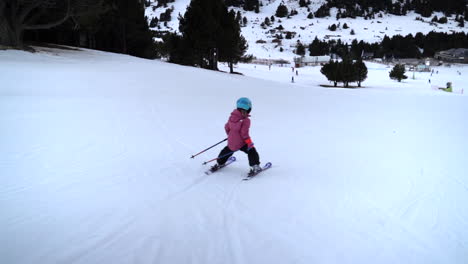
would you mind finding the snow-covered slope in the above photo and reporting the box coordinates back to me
[1,47,468,264]
[145,0,468,60]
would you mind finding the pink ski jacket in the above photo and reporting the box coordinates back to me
[225,109,251,151]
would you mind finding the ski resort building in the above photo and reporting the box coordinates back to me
[294,55,331,67]
[434,48,468,63]
[393,58,433,72]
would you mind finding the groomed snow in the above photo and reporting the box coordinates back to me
[1,47,468,264]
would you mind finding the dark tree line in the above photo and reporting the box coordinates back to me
[225,0,259,12]
[1,0,156,59]
[162,0,247,73]
[1,0,103,47]
[307,32,468,60]
[319,0,467,18]
[225,0,466,17]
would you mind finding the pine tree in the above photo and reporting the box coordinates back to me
[350,39,361,59]
[340,57,354,87]
[438,16,448,24]
[353,59,368,87]
[218,10,248,73]
[275,3,288,17]
[178,0,226,69]
[320,60,340,87]
[389,64,407,82]
[244,0,259,11]
[236,11,242,23]
[150,17,159,27]
[88,0,156,58]
[163,32,193,65]
[314,4,330,18]
[308,37,329,56]
[121,0,157,58]
[296,42,306,56]
[320,57,367,88]
[176,0,246,72]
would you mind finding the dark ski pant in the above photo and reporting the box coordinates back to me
[218,145,260,167]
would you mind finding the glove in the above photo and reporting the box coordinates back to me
[245,138,254,150]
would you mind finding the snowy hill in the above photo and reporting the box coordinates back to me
[145,0,468,60]
[1,47,468,264]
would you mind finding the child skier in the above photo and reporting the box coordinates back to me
[210,97,262,175]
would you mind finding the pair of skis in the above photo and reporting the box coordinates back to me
[204,156,272,180]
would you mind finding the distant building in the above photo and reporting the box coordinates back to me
[395,58,420,65]
[294,55,331,67]
[361,51,374,60]
[434,48,468,63]
[393,58,432,72]
[416,64,431,72]
[251,58,291,67]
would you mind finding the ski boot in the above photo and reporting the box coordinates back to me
[248,164,262,177]
[210,163,220,173]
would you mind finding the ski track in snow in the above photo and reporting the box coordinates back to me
[1,48,468,264]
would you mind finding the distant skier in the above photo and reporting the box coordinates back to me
[210,97,262,175]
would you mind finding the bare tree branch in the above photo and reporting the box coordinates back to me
[1,0,109,46]
[19,1,42,24]
[23,0,71,30]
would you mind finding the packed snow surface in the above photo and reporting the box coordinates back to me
[1,48,468,264]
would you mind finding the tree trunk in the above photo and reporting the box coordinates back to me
[229,61,234,73]
[90,33,96,49]
[79,31,88,47]
[0,1,14,46]
[199,52,205,68]
[212,48,218,70]
[120,19,127,54]
[207,48,218,70]
[0,17,22,47]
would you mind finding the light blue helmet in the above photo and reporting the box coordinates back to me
[236,97,252,111]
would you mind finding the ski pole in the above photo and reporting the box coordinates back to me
[190,138,227,159]
[202,150,236,165]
